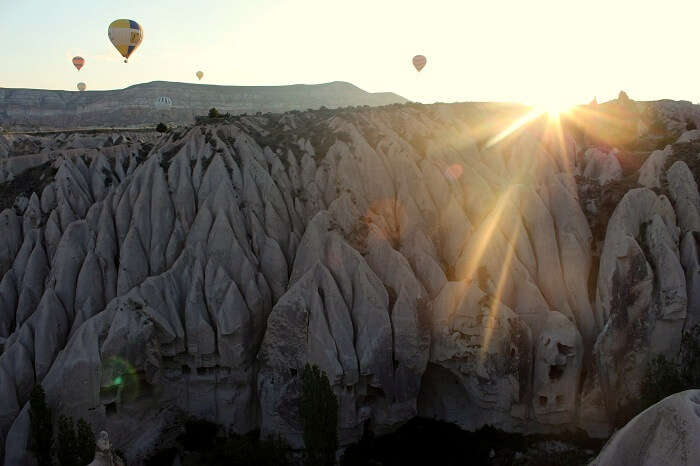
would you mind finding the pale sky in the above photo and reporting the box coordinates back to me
[1,0,698,106]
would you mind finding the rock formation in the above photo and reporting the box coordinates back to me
[88,431,124,466]
[1,98,699,463]
[592,390,700,466]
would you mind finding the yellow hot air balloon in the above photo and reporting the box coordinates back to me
[196,71,204,80]
[77,82,86,92]
[108,19,144,63]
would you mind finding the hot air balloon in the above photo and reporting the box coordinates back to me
[108,19,144,63]
[412,55,427,72]
[72,56,85,71]
[77,82,86,92]
[196,71,204,80]
[154,96,173,110]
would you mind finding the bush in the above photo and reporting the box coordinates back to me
[632,326,700,423]
[341,419,601,466]
[179,418,218,451]
[76,418,96,465]
[29,385,53,466]
[156,122,168,133]
[195,432,291,466]
[145,420,291,466]
[56,415,78,466]
[208,108,221,118]
[299,364,338,466]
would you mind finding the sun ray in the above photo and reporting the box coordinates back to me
[480,214,521,360]
[484,109,544,149]
[456,185,515,282]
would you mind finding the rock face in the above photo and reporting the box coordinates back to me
[1,99,700,463]
[88,431,124,466]
[0,81,407,130]
[592,390,700,466]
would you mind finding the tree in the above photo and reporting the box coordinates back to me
[56,415,78,466]
[76,418,96,465]
[156,122,168,133]
[299,364,338,466]
[29,385,53,466]
[208,108,221,118]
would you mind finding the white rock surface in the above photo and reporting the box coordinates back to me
[2,101,700,462]
[583,148,622,185]
[592,390,700,466]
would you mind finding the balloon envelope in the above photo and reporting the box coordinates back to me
[154,96,173,110]
[196,71,204,80]
[77,82,86,92]
[108,19,144,62]
[412,55,427,72]
[72,56,85,70]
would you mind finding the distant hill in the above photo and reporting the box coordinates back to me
[0,81,407,130]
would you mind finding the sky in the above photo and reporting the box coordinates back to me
[1,0,698,106]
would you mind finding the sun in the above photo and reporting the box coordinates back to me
[535,100,575,118]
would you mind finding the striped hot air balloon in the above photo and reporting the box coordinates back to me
[108,19,144,63]
[196,71,204,80]
[412,55,427,72]
[77,82,86,92]
[72,56,85,71]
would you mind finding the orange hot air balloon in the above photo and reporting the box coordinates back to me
[412,55,427,72]
[72,56,85,71]
[196,71,204,80]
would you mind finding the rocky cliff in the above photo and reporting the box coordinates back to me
[0,81,407,130]
[1,98,699,464]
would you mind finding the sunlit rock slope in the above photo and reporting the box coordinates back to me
[1,98,699,463]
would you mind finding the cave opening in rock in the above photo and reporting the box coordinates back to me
[105,402,117,417]
[549,365,565,380]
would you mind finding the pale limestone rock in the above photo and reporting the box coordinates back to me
[4,102,700,461]
[421,281,532,431]
[0,209,22,278]
[681,231,700,332]
[88,431,125,466]
[583,148,622,185]
[546,174,595,346]
[667,161,700,235]
[592,390,700,466]
[676,129,700,143]
[532,312,583,425]
[638,145,672,188]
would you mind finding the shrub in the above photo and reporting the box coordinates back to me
[632,326,700,422]
[146,421,291,466]
[156,122,168,133]
[208,108,222,118]
[687,120,697,131]
[640,355,686,407]
[299,364,338,466]
[76,418,96,465]
[29,385,53,466]
[56,415,78,466]
[179,418,218,451]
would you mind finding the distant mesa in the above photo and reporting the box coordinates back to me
[0,80,407,130]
